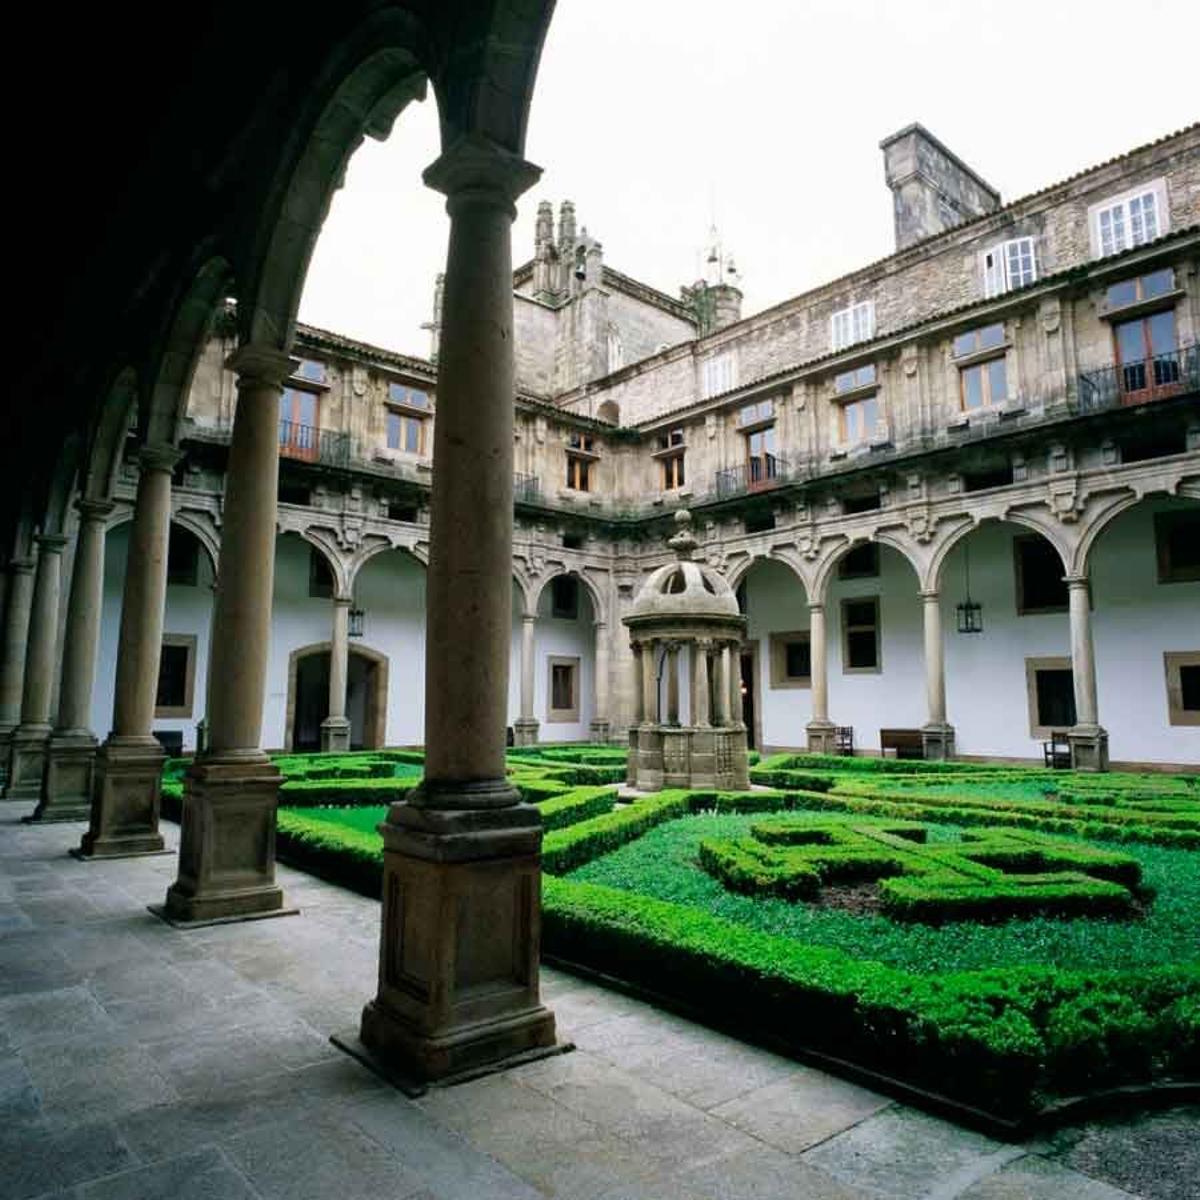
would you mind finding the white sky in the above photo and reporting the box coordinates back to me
[299,0,1200,357]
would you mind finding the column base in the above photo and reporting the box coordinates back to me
[1069,725,1109,773]
[320,717,352,752]
[78,737,166,857]
[588,718,611,745]
[163,753,286,923]
[4,724,52,801]
[359,793,557,1085]
[920,723,956,762]
[28,731,98,822]
[512,717,540,747]
[806,720,838,754]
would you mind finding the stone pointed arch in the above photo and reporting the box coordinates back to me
[142,254,235,447]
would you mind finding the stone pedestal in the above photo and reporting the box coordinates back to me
[806,719,838,754]
[7,726,52,802]
[78,738,166,856]
[1069,725,1109,773]
[512,717,540,747]
[634,725,665,790]
[921,723,956,762]
[588,718,611,744]
[32,732,98,822]
[359,793,556,1083]
[163,754,285,922]
[320,717,351,752]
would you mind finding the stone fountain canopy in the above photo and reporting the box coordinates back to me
[623,510,749,792]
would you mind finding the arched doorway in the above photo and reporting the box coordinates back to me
[288,643,389,751]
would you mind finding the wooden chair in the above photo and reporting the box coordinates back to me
[834,726,854,756]
[1043,731,1071,769]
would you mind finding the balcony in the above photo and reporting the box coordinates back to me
[1076,344,1199,415]
[278,421,350,468]
[714,454,790,500]
[514,472,541,504]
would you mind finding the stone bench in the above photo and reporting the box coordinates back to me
[879,728,925,760]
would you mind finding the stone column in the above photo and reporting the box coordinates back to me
[33,499,113,820]
[713,643,730,725]
[919,590,955,761]
[642,640,659,722]
[5,535,68,801]
[163,345,292,920]
[589,619,610,743]
[320,595,352,751]
[805,602,837,753]
[0,557,35,755]
[726,642,741,728]
[665,643,681,725]
[1066,575,1108,771]
[512,612,539,746]
[358,135,556,1083]
[692,641,711,727]
[79,446,179,855]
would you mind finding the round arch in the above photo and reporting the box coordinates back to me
[284,640,390,751]
[346,539,428,593]
[531,569,605,625]
[928,511,1071,593]
[83,366,139,502]
[726,552,811,601]
[812,534,923,603]
[101,514,219,580]
[276,528,349,598]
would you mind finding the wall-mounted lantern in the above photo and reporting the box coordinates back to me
[348,607,365,638]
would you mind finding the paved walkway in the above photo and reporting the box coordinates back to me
[1,804,1195,1200]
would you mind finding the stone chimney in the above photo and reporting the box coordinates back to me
[881,123,1000,250]
[710,282,742,330]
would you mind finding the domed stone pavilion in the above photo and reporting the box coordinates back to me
[624,510,750,791]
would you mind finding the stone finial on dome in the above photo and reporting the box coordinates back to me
[668,509,697,561]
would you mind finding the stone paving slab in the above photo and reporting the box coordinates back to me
[1,806,1197,1199]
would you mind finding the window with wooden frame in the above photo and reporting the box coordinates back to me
[841,596,880,673]
[385,380,431,455]
[1112,308,1180,404]
[293,358,327,384]
[830,301,874,352]
[1154,511,1200,583]
[952,323,1008,412]
[1164,652,1200,726]
[656,427,686,491]
[839,393,879,446]
[308,547,334,599]
[1013,536,1068,615]
[278,387,319,461]
[155,634,197,718]
[1025,657,1077,737]
[547,656,580,722]
[982,237,1037,298]
[565,431,597,491]
[1092,185,1165,258]
[769,631,811,688]
[550,575,579,620]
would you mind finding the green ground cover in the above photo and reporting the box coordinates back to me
[161,746,1199,1121]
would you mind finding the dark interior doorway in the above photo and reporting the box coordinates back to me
[292,648,383,750]
[740,649,756,750]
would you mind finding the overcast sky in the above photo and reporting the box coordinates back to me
[299,0,1199,357]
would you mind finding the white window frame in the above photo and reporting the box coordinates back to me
[1088,180,1169,259]
[830,301,875,352]
[982,237,1037,298]
[701,351,737,399]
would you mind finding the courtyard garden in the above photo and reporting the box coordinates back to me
[162,747,1200,1128]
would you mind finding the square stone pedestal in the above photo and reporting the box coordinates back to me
[163,755,286,923]
[806,720,838,754]
[1069,725,1109,772]
[588,718,611,744]
[511,717,539,747]
[320,717,351,752]
[4,726,51,801]
[28,732,97,822]
[921,723,956,762]
[78,737,166,857]
[358,796,557,1084]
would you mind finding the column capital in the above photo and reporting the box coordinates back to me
[807,601,825,615]
[34,533,68,554]
[423,133,542,217]
[919,589,940,602]
[5,557,35,576]
[522,611,537,625]
[1064,574,1090,589]
[333,593,353,607]
[225,343,298,388]
[593,618,607,631]
[138,443,182,474]
[74,497,115,523]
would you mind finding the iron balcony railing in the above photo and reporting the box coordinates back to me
[714,453,789,500]
[1076,343,1199,415]
[278,421,351,467]
[513,472,541,504]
